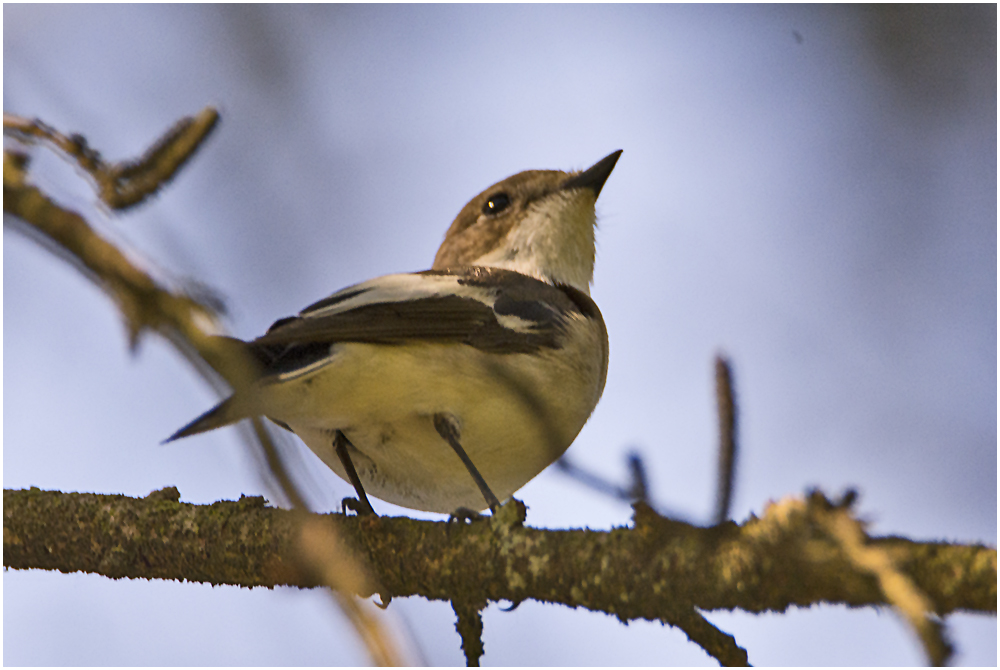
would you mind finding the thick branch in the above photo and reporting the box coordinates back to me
[5,488,994,622]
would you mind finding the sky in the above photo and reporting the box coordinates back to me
[4,4,996,666]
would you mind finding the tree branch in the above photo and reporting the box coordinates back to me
[452,599,487,667]
[5,487,994,665]
[3,108,219,210]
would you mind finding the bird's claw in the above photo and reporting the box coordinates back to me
[342,496,377,516]
[448,506,486,525]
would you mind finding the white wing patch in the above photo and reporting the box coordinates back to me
[301,272,501,318]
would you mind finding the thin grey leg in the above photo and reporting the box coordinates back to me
[433,413,500,512]
[334,430,376,515]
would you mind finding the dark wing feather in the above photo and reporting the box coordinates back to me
[247,268,588,376]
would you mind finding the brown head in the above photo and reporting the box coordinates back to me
[432,151,622,294]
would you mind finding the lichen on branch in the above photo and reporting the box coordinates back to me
[4,487,994,666]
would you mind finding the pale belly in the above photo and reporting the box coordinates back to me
[262,340,603,513]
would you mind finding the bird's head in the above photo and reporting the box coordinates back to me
[432,150,622,294]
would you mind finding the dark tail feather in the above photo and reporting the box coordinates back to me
[164,397,241,443]
[165,336,262,443]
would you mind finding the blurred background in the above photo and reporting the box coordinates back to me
[4,4,996,666]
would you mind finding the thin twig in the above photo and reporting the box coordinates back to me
[452,600,487,667]
[554,451,652,504]
[814,493,953,665]
[4,108,220,210]
[714,354,738,525]
[667,609,749,667]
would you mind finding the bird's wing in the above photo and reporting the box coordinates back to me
[247,267,598,376]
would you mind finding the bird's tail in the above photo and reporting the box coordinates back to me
[164,397,244,443]
[165,336,261,443]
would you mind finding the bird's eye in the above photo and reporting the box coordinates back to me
[482,193,511,215]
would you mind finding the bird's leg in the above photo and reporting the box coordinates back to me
[433,413,501,513]
[333,430,376,516]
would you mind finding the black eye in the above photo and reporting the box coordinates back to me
[482,192,511,215]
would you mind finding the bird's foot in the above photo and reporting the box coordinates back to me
[447,506,486,525]
[342,496,378,516]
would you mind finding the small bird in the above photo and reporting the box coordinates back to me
[169,150,621,514]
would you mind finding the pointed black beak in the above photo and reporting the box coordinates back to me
[561,150,622,199]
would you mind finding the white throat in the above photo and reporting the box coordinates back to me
[471,191,597,294]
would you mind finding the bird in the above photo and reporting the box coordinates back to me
[168,150,621,515]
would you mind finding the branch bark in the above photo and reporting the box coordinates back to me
[5,487,994,656]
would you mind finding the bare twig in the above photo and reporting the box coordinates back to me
[668,609,749,667]
[554,450,650,504]
[714,354,738,524]
[452,600,487,667]
[556,356,739,528]
[813,492,953,665]
[4,108,220,210]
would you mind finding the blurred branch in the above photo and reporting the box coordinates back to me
[554,450,650,505]
[3,112,401,666]
[714,354,737,524]
[5,487,995,666]
[556,354,739,528]
[3,149,215,350]
[817,496,953,665]
[3,108,219,210]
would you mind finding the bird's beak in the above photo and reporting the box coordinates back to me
[561,150,623,199]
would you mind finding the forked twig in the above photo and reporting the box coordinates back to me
[3,111,401,666]
[4,108,219,210]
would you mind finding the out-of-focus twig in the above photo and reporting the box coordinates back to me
[554,450,650,505]
[557,355,739,528]
[4,108,219,210]
[813,492,953,665]
[298,513,400,666]
[713,354,737,525]
[3,112,402,666]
